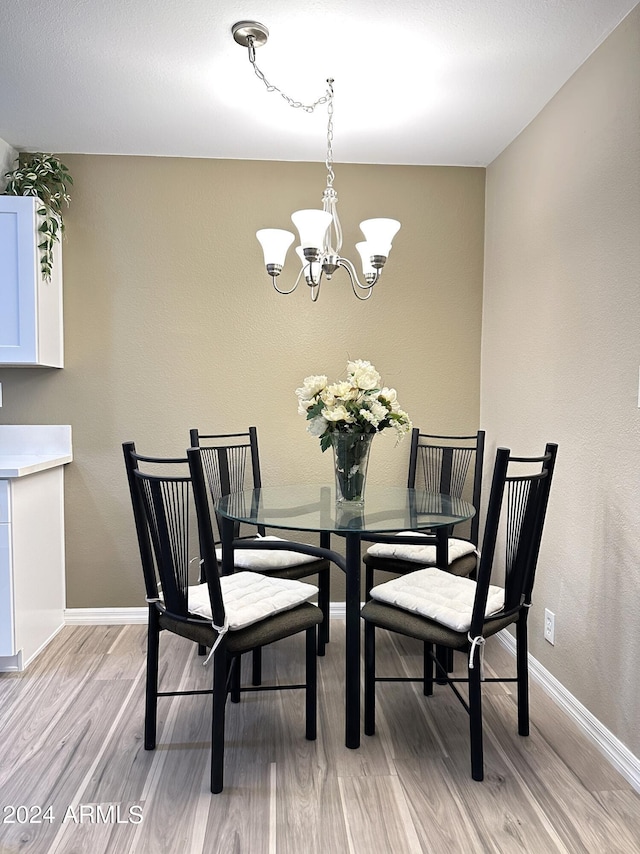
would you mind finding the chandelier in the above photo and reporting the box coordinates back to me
[232,21,401,302]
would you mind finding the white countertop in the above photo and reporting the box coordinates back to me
[0,425,73,478]
[0,453,73,478]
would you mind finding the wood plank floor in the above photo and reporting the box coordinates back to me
[0,622,638,853]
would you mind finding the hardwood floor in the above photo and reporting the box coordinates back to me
[0,621,638,853]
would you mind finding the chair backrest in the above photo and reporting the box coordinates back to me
[187,446,231,627]
[470,443,558,635]
[189,427,265,539]
[408,429,485,545]
[122,441,224,626]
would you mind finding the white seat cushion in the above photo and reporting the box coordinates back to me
[215,535,320,571]
[370,566,504,632]
[367,531,477,565]
[187,572,318,630]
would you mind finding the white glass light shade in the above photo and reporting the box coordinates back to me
[256,228,294,267]
[355,242,376,277]
[359,218,401,256]
[291,209,332,250]
[295,246,307,266]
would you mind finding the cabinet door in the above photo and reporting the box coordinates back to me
[0,196,38,363]
[0,195,63,367]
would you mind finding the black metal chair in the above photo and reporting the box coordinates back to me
[364,429,485,596]
[190,428,331,668]
[123,441,323,794]
[361,442,557,781]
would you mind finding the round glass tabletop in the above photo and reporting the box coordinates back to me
[217,484,475,535]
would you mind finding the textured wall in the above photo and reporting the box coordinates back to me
[0,156,485,606]
[482,6,640,754]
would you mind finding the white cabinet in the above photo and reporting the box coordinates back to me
[0,426,72,671]
[0,195,64,367]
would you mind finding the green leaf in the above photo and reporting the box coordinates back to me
[320,433,333,453]
[305,400,325,419]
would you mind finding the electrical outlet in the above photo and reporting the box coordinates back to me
[544,608,555,645]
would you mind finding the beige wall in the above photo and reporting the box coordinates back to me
[0,156,485,607]
[482,6,640,755]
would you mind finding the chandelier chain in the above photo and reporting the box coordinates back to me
[247,36,332,114]
[325,79,335,188]
[245,36,335,187]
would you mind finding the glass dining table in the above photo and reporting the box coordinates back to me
[217,484,475,749]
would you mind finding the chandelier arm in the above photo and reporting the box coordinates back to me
[349,275,374,301]
[271,266,304,295]
[336,257,380,296]
[308,259,323,286]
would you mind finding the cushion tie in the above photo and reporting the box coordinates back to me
[467,633,486,677]
[202,616,230,666]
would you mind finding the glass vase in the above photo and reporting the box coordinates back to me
[330,432,374,504]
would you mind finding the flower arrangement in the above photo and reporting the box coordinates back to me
[296,360,412,452]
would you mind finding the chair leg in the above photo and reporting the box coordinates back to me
[211,649,228,794]
[317,571,330,652]
[423,641,434,696]
[230,655,241,703]
[197,643,207,656]
[364,619,376,736]
[144,606,160,750]
[468,654,484,781]
[364,564,374,601]
[516,615,530,736]
[305,626,317,741]
[318,534,331,646]
[435,644,449,683]
[252,647,262,686]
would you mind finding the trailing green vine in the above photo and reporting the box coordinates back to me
[4,153,73,281]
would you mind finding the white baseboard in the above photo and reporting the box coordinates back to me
[496,631,640,793]
[63,606,638,793]
[65,607,148,624]
[64,603,348,625]
[0,623,66,673]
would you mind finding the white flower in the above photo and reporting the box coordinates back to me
[369,399,390,423]
[378,387,398,409]
[297,398,313,416]
[360,409,381,427]
[323,404,355,423]
[347,360,381,391]
[296,375,328,401]
[307,415,329,437]
[393,410,413,437]
[327,380,358,401]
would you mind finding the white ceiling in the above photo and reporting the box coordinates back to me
[0,0,637,167]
